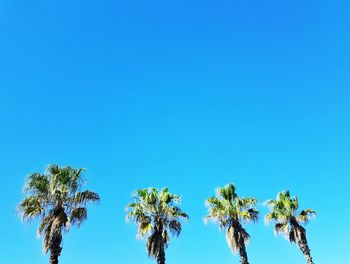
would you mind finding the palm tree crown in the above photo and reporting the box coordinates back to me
[126,187,188,264]
[205,183,258,264]
[265,190,316,264]
[18,164,100,264]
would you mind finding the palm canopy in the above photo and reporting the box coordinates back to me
[126,187,188,260]
[265,190,316,243]
[205,183,258,253]
[18,164,100,253]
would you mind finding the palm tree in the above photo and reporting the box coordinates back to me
[265,190,316,264]
[126,187,188,264]
[18,164,100,264]
[204,183,258,264]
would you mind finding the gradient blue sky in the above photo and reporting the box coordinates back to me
[0,0,349,263]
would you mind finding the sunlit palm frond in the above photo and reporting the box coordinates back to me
[25,173,50,195]
[19,196,45,221]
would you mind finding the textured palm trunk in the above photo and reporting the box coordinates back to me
[298,239,314,264]
[290,218,314,264]
[49,252,59,264]
[157,247,165,264]
[238,242,249,264]
[49,235,62,264]
[155,222,166,264]
[156,243,166,264]
[232,221,250,264]
[49,246,61,264]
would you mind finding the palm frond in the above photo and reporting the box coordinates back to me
[37,213,55,237]
[19,196,44,221]
[226,226,239,253]
[138,221,152,238]
[274,222,289,236]
[25,173,50,195]
[240,208,259,223]
[169,220,182,236]
[70,190,100,205]
[69,207,88,227]
[297,209,316,224]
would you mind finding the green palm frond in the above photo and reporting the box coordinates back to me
[297,209,316,224]
[25,173,50,195]
[19,196,45,221]
[240,208,259,223]
[239,197,257,209]
[70,190,100,205]
[69,207,88,227]
[138,221,152,237]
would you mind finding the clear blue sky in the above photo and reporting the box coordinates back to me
[0,0,349,263]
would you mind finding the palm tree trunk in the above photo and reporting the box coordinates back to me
[290,217,314,264]
[157,242,166,264]
[50,251,59,264]
[233,221,249,264]
[49,236,62,264]
[239,244,249,264]
[298,239,314,264]
[291,219,314,264]
[49,247,61,264]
